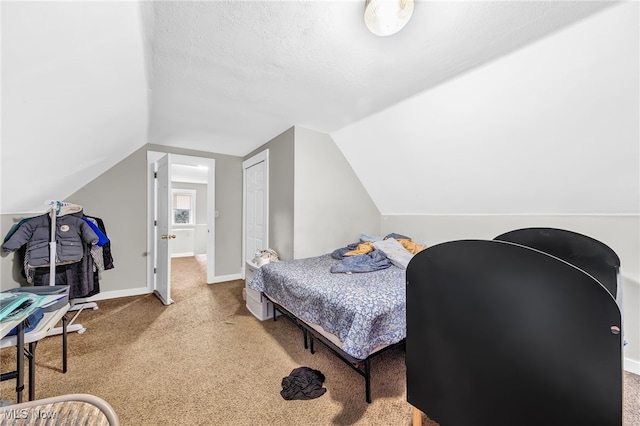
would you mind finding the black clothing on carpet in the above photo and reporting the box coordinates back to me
[280,367,326,400]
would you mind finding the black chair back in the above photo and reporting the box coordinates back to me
[406,239,622,426]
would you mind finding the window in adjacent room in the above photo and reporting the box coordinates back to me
[172,189,196,225]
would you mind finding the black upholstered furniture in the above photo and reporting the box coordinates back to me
[406,228,623,426]
[495,227,621,301]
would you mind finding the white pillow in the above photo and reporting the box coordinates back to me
[372,238,413,269]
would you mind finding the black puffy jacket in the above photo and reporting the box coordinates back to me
[3,211,98,267]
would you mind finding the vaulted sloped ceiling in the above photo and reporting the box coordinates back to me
[145,0,616,155]
[333,1,639,215]
[2,0,635,215]
[2,1,149,214]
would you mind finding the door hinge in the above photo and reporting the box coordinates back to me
[154,220,157,226]
[154,171,157,178]
[154,267,157,274]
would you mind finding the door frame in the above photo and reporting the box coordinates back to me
[147,151,217,295]
[242,149,269,278]
[154,153,172,305]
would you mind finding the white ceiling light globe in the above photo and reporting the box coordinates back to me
[364,0,415,36]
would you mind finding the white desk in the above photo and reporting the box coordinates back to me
[0,315,27,403]
[0,316,27,340]
[1,304,69,402]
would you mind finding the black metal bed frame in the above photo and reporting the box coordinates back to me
[265,294,406,403]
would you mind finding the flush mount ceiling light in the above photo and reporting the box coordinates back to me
[364,0,414,36]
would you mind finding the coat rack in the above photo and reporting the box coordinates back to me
[45,200,98,335]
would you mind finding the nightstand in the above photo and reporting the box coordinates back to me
[245,260,275,320]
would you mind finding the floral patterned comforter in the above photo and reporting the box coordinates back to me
[248,254,406,360]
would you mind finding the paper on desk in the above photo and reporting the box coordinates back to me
[0,292,45,322]
[40,294,68,308]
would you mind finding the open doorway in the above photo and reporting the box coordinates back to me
[170,165,208,260]
[168,254,209,303]
[147,152,216,304]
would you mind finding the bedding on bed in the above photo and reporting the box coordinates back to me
[248,254,406,360]
[330,249,392,273]
[372,238,414,269]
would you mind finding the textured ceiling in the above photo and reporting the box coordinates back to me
[2,0,624,215]
[144,0,615,156]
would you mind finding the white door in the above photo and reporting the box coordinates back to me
[243,151,269,265]
[147,152,216,293]
[168,154,216,283]
[155,154,173,305]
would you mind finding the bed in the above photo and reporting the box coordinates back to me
[248,252,407,403]
[406,228,623,425]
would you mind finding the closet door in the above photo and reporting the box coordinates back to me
[243,150,269,267]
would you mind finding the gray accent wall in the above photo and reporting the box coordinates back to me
[145,144,243,277]
[0,143,243,294]
[246,127,295,260]
[244,126,380,261]
[1,214,35,288]
[0,147,148,293]
[65,146,148,293]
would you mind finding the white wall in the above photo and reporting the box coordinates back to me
[293,127,380,258]
[329,1,639,374]
[170,182,209,257]
[382,214,640,374]
[1,1,149,214]
[332,2,638,216]
[171,228,195,257]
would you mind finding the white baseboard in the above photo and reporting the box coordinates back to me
[209,273,242,284]
[72,274,242,301]
[624,357,640,375]
[171,252,195,258]
[73,286,151,303]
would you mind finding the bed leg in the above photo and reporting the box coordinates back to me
[303,328,308,349]
[310,335,315,354]
[364,358,371,403]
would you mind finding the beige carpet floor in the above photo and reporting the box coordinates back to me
[1,256,639,425]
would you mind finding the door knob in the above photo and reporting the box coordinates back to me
[161,234,176,239]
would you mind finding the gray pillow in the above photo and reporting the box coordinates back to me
[372,238,414,269]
